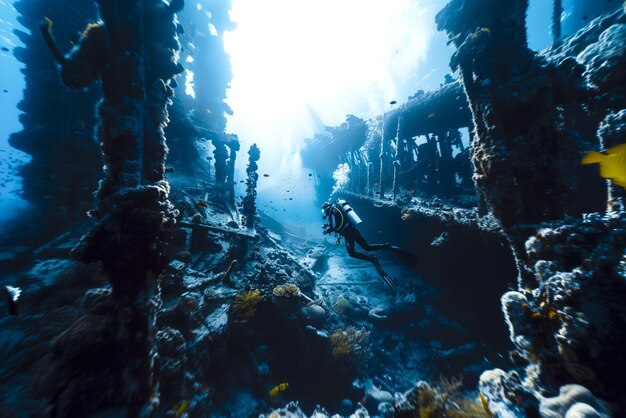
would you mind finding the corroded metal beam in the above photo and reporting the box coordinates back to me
[382,81,472,139]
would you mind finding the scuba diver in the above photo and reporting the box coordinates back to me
[322,199,417,289]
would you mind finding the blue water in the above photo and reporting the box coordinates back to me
[0,0,579,232]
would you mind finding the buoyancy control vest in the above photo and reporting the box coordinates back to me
[329,199,362,234]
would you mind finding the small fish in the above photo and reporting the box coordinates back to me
[269,382,289,396]
[401,212,413,221]
[288,197,293,200]
[428,112,436,118]
[373,182,380,186]
[389,100,397,105]
[263,174,270,177]
[479,392,494,416]
[5,286,21,316]
[3,90,7,93]
[240,180,245,183]
[581,143,626,189]
[408,189,415,193]
[172,400,189,417]
[197,201,209,208]
[1,47,9,52]
[308,173,313,177]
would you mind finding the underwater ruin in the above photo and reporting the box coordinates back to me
[0,0,624,417]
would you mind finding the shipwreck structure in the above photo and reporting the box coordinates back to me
[40,0,184,415]
[8,0,101,243]
[301,80,474,200]
[300,1,626,416]
[1,1,624,417]
[435,0,626,416]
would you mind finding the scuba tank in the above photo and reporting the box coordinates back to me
[334,199,362,230]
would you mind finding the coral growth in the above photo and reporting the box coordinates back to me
[272,284,301,298]
[395,378,493,418]
[231,289,262,320]
[477,210,626,415]
[504,211,626,399]
[432,2,626,417]
[330,327,370,363]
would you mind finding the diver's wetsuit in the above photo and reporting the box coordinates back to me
[322,200,417,289]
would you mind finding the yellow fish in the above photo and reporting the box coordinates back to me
[581,143,626,189]
[269,382,289,397]
[172,400,189,418]
[401,212,412,221]
[479,392,494,417]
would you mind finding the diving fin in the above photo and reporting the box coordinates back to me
[379,271,396,289]
[390,247,418,266]
[371,256,396,289]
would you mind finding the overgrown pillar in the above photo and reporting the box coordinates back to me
[44,0,184,415]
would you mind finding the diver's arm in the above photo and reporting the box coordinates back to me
[323,210,336,234]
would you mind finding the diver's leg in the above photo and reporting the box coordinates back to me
[387,246,418,265]
[352,229,417,266]
[352,230,388,251]
[345,237,371,261]
[345,236,395,288]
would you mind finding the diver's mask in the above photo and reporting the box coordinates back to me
[321,201,331,219]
